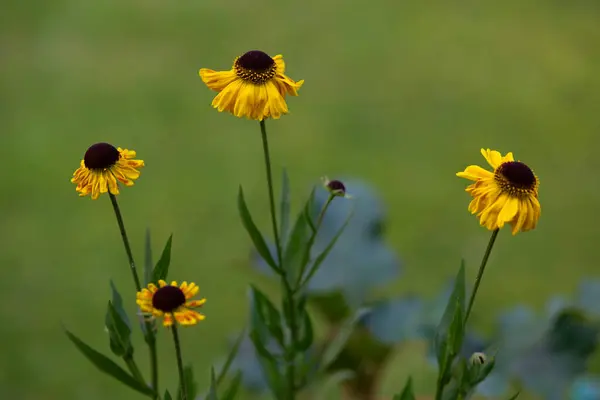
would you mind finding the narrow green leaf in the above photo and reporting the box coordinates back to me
[282,203,311,283]
[321,307,370,369]
[507,391,520,400]
[105,301,132,357]
[249,329,277,363]
[177,365,197,400]
[249,286,285,347]
[164,390,173,400]
[216,327,246,387]
[296,308,314,352]
[105,281,133,357]
[279,168,291,247]
[152,234,173,283]
[302,187,317,233]
[434,262,466,380]
[144,228,153,286]
[220,370,243,400]
[301,209,354,287]
[393,376,416,400]
[249,330,283,398]
[64,329,154,396]
[238,186,280,272]
[205,367,218,400]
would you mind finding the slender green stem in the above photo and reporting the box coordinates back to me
[259,119,283,269]
[258,120,296,399]
[294,194,335,290]
[464,228,500,325]
[171,324,187,400]
[109,193,143,291]
[108,194,159,399]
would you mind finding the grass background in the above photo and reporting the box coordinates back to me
[2,0,600,399]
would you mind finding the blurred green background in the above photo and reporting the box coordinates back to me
[2,0,600,399]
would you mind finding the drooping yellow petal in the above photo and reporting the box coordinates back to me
[456,165,494,181]
[497,196,519,227]
[199,69,238,92]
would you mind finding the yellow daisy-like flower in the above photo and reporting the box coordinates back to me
[136,280,206,327]
[199,50,304,120]
[456,149,541,235]
[71,143,144,200]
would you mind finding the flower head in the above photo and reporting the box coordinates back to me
[199,50,304,121]
[136,280,206,327]
[457,149,540,235]
[71,143,144,200]
[322,176,352,198]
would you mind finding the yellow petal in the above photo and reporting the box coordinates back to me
[480,149,504,169]
[497,196,519,227]
[199,69,238,92]
[456,165,493,181]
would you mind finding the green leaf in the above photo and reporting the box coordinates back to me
[64,329,154,396]
[205,367,218,400]
[238,186,280,272]
[279,168,291,247]
[393,376,416,400]
[249,330,283,398]
[105,300,132,357]
[434,261,466,382]
[177,365,197,400]
[301,209,354,287]
[144,228,153,286]
[152,234,173,284]
[303,187,317,233]
[220,370,243,400]
[321,307,370,369]
[105,280,132,357]
[296,308,314,352]
[282,197,313,284]
[216,327,246,387]
[164,390,173,400]
[249,286,284,347]
[507,391,520,400]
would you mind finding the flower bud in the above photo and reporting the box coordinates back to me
[322,176,352,198]
[469,352,487,365]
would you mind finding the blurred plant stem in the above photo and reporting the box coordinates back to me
[465,228,500,324]
[259,119,297,399]
[109,193,159,399]
[296,193,335,290]
[171,324,187,400]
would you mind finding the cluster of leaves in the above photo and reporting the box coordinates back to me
[231,176,600,399]
[64,232,243,400]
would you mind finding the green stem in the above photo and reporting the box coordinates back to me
[108,194,159,399]
[258,120,296,399]
[109,193,142,291]
[464,228,500,325]
[294,194,335,290]
[172,324,187,400]
[259,119,283,269]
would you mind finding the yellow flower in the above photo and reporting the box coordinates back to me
[199,50,304,121]
[71,143,144,200]
[457,149,541,235]
[136,280,206,327]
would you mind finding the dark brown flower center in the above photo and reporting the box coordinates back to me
[497,161,536,189]
[152,286,186,312]
[234,50,276,84]
[84,143,120,170]
[327,180,346,195]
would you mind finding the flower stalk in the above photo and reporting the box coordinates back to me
[464,228,500,324]
[108,193,159,398]
[171,324,188,400]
